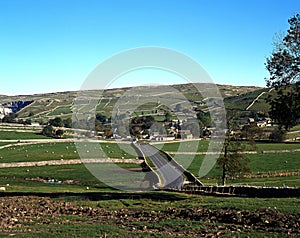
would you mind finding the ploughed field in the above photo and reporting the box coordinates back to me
[0,195,299,237]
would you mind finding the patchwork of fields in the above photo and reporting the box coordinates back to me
[0,126,299,190]
[0,124,299,237]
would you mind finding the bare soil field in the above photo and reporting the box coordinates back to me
[0,196,299,237]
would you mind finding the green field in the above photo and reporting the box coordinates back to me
[0,131,48,140]
[47,105,72,116]
[232,176,300,187]
[0,163,142,193]
[248,152,300,173]
[0,123,299,188]
[0,125,41,130]
[158,140,300,186]
[224,88,269,111]
[0,142,14,147]
[156,140,300,152]
[0,142,78,162]
[155,140,210,152]
[174,152,300,175]
[254,142,300,151]
[173,151,300,186]
[0,142,139,163]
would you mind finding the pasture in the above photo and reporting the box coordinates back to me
[0,142,138,163]
[0,131,48,140]
[157,140,300,152]
[0,126,299,188]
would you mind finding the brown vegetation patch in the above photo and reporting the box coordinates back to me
[0,196,299,236]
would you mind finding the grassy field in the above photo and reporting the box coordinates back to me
[0,163,142,193]
[0,124,299,188]
[0,125,41,131]
[47,105,72,116]
[156,140,300,152]
[173,151,300,186]
[290,124,300,132]
[177,151,300,175]
[155,140,210,152]
[0,142,14,147]
[0,142,79,162]
[253,142,300,151]
[0,131,49,140]
[286,125,300,141]
[232,176,300,187]
[2,87,300,237]
[86,194,300,214]
[0,142,138,163]
[247,152,300,173]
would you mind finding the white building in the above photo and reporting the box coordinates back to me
[152,134,175,141]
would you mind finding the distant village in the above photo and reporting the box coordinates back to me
[1,99,296,142]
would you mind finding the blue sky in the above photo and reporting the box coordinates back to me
[0,0,299,95]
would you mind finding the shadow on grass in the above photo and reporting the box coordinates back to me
[0,190,188,201]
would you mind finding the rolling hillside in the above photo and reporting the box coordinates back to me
[0,83,266,123]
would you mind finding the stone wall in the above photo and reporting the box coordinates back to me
[181,185,300,198]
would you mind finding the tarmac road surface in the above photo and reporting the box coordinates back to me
[139,143,184,189]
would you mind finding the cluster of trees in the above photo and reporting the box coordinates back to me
[71,113,113,138]
[2,113,39,125]
[41,117,72,138]
[129,115,156,137]
[94,114,113,138]
[196,110,211,128]
[42,125,64,138]
[48,117,72,128]
[1,113,17,123]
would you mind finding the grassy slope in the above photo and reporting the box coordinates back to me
[1,84,263,122]
[224,88,269,111]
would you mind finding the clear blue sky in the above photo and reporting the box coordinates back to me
[0,0,299,95]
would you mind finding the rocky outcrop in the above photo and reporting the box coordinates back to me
[2,100,34,113]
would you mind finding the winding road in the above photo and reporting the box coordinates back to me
[139,143,184,189]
